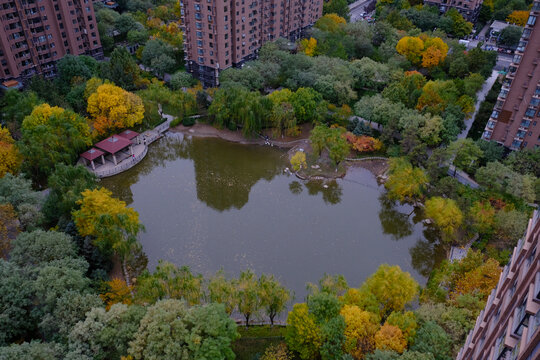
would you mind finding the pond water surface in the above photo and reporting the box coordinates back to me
[102,134,445,301]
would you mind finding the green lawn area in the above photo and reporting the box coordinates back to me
[233,325,287,360]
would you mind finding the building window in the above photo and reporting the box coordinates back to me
[197,40,203,47]
[196,31,203,38]
[521,120,531,128]
[530,98,540,107]
[527,15,537,26]
[525,108,536,117]
[196,22,202,29]
[194,4,200,10]
[513,55,522,64]
[198,57,204,63]
[492,110,499,118]
[195,12,201,20]
[208,15,212,21]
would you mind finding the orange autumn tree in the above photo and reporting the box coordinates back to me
[344,132,383,153]
[87,83,145,136]
[100,277,134,310]
[421,37,449,68]
[375,324,407,354]
[341,304,379,359]
[507,10,529,26]
[0,127,21,178]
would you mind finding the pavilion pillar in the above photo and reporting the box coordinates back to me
[91,160,96,170]
[113,154,118,165]
[101,155,105,165]
[129,145,134,155]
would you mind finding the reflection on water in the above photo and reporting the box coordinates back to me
[102,135,444,300]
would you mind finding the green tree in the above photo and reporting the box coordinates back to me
[10,230,77,268]
[101,47,142,91]
[410,321,452,360]
[170,71,197,89]
[0,90,42,135]
[323,0,350,20]
[19,105,92,184]
[0,260,34,346]
[42,164,98,227]
[135,261,203,305]
[497,25,523,47]
[290,88,324,124]
[320,315,346,360]
[141,39,177,77]
[327,131,351,168]
[447,139,483,175]
[0,341,64,360]
[236,269,261,327]
[359,264,419,319]
[0,174,43,230]
[310,125,331,157]
[128,300,238,360]
[494,210,529,245]
[207,270,237,315]
[258,274,292,326]
[67,303,147,360]
[386,311,418,345]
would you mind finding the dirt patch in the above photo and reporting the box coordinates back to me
[170,122,312,149]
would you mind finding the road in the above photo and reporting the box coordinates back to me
[349,0,373,22]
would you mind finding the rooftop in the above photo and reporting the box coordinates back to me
[117,129,140,141]
[80,147,105,161]
[95,135,132,154]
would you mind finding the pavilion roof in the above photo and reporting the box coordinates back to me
[95,135,132,154]
[117,129,140,140]
[80,147,105,161]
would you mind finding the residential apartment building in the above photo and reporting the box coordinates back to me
[180,0,323,87]
[0,0,103,84]
[456,209,540,360]
[423,0,483,23]
[482,1,540,150]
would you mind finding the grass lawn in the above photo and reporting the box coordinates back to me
[233,325,287,360]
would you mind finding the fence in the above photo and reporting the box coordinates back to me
[95,146,148,178]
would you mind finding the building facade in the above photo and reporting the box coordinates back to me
[0,0,103,84]
[180,0,323,87]
[423,0,483,23]
[456,209,540,360]
[482,1,540,150]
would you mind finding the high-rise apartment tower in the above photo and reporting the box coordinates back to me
[180,0,323,87]
[456,209,540,360]
[0,0,102,84]
[482,1,540,150]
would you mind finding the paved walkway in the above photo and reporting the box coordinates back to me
[458,70,499,139]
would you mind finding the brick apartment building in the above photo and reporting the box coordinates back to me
[180,0,323,87]
[0,0,103,86]
[482,1,540,150]
[423,0,483,23]
[456,209,540,360]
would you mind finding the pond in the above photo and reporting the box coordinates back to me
[102,134,445,302]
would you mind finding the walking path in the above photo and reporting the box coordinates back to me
[458,70,499,139]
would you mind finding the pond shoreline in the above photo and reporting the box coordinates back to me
[170,123,389,180]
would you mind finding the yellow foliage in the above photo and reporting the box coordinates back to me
[507,10,529,26]
[396,36,424,64]
[73,187,140,240]
[299,37,317,57]
[21,103,65,130]
[84,77,111,100]
[375,324,407,354]
[87,84,145,136]
[341,305,379,359]
[100,278,133,310]
[0,127,21,178]
[286,303,322,359]
[452,258,501,301]
[290,151,307,172]
[422,37,448,68]
[425,197,463,236]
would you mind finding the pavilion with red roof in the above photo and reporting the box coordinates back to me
[80,148,105,170]
[94,135,134,165]
[117,129,140,144]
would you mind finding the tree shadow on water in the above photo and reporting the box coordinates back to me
[304,180,343,205]
[378,194,415,241]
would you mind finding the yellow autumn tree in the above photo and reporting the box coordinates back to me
[421,37,449,68]
[396,36,425,64]
[290,151,307,171]
[285,303,322,360]
[341,305,379,359]
[315,13,346,32]
[87,84,145,136]
[424,197,463,238]
[73,188,143,283]
[21,103,65,130]
[452,257,501,301]
[100,277,134,310]
[507,10,529,26]
[299,37,317,57]
[0,127,21,178]
[375,324,407,354]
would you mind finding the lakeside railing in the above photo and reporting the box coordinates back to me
[95,146,148,178]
